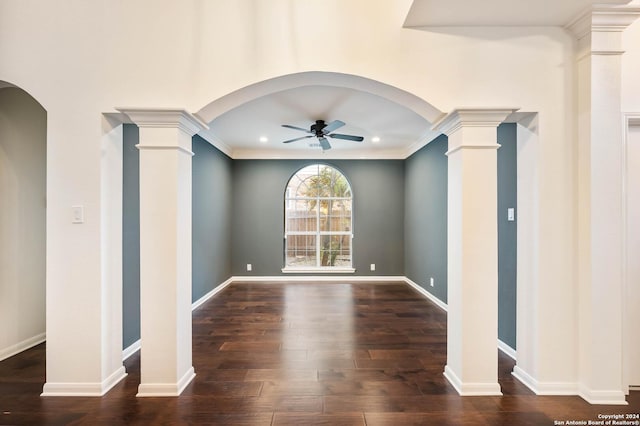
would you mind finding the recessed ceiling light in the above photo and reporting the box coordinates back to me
[372,136,381,143]
[259,136,268,143]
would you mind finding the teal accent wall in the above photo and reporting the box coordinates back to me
[497,123,518,349]
[192,135,233,301]
[122,124,140,350]
[231,160,405,276]
[404,135,448,302]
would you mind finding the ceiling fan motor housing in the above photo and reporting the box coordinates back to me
[311,120,326,136]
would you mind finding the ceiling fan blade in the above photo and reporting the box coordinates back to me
[318,137,332,151]
[328,133,364,142]
[282,124,312,133]
[321,120,345,134]
[283,135,313,143]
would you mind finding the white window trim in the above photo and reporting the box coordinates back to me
[281,267,356,274]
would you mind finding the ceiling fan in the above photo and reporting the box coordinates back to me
[281,120,364,151]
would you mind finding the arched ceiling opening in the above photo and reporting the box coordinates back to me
[195,72,445,159]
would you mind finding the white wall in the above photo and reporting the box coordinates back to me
[0,87,46,360]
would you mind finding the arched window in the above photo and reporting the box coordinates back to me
[284,164,353,271]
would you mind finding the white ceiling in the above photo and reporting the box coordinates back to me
[205,0,634,160]
[208,85,436,159]
[403,0,631,27]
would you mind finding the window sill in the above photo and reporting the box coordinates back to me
[281,267,356,274]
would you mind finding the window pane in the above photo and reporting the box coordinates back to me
[320,235,351,267]
[286,235,317,267]
[286,199,317,232]
[320,199,351,232]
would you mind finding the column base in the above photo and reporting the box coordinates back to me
[579,385,628,406]
[512,365,579,396]
[137,367,195,397]
[444,365,503,396]
[41,366,127,397]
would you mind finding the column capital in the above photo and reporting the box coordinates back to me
[432,108,518,136]
[117,108,209,136]
[433,108,518,155]
[566,5,640,55]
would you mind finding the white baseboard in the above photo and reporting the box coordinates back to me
[230,275,407,283]
[122,339,141,361]
[403,277,448,311]
[498,340,516,360]
[0,332,46,362]
[512,366,579,396]
[41,366,127,397]
[444,365,503,396]
[579,385,629,405]
[192,277,234,310]
[137,367,195,397]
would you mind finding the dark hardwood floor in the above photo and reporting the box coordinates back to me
[1,282,638,425]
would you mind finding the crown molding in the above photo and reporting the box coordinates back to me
[116,108,209,136]
[432,108,519,136]
[194,127,233,157]
[565,5,640,40]
[230,147,410,160]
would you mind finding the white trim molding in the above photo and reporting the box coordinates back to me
[579,385,629,406]
[512,366,579,396]
[0,332,46,362]
[136,367,195,397]
[41,367,127,397]
[432,108,519,136]
[232,275,406,283]
[404,277,448,311]
[281,268,356,274]
[122,340,141,361]
[444,365,503,396]
[192,277,234,311]
[116,108,209,135]
[497,340,516,360]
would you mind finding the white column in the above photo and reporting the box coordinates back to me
[119,108,206,397]
[433,108,516,396]
[42,112,127,396]
[567,6,640,405]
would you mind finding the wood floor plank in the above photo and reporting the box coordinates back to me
[273,412,365,426]
[1,281,638,425]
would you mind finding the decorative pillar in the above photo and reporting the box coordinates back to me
[118,108,206,397]
[433,108,516,396]
[566,5,640,405]
[41,113,127,397]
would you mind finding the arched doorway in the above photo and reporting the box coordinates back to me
[0,82,47,361]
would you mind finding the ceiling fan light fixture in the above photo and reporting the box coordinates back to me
[372,136,381,143]
[281,119,363,151]
[259,136,269,143]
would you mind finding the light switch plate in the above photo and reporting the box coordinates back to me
[507,208,515,222]
[72,205,84,224]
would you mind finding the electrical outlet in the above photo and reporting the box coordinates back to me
[430,277,434,287]
[246,264,252,272]
[370,264,376,271]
